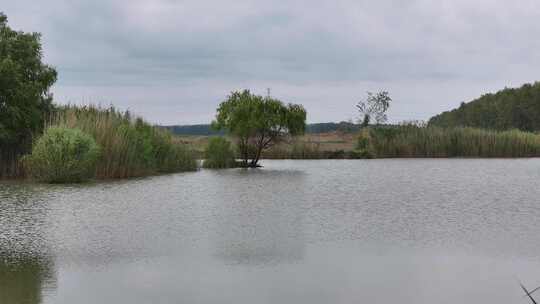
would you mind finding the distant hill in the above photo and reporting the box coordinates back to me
[429,82,540,131]
[163,122,360,136]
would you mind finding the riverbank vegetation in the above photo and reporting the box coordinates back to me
[24,127,101,183]
[19,105,197,182]
[0,12,196,182]
[184,124,540,160]
[3,104,198,181]
[45,106,197,179]
[202,137,237,169]
[359,125,540,158]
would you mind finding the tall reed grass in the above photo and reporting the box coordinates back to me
[263,140,325,159]
[202,137,238,169]
[363,125,540,158]
[263,140,358,159]
[263,126,540,159]
[47,105,197,179]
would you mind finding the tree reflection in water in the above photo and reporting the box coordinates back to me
[0,183,57,304]
[0,255,56,304]
[212,169,307,265]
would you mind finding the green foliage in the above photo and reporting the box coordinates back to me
[25,127,100,183]
[354,129,376,158]
[203,137,237,169]
[0,256,54,304]
[364,125,540,158]
[0,12,57,177]
[429,82,540,131]
[212,90,307,167]
[50,105,197,178]
[356,91,392,126]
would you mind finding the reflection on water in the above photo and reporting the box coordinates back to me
[0,183,57,303]
[212,170,306,264]
[0,183,53,259]
[0,256,56,304]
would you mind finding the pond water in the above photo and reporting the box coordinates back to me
[1,159,540,303]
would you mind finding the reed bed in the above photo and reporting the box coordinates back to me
[263,140,354,159]
[264,140,322,159]
[202,137,238,169]
[262,126,540,159]
[364,125,540,158]
[47,105,197,179]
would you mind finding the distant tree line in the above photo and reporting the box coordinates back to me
[163,124,226,136]
[429,82,540,132]
[164,121,361,136]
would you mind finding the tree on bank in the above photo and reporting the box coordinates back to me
[356,91,391,126]
[212,90,307,167]
[0,12,57,176]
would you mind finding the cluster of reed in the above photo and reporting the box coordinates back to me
[364,125,540,158]
[263,140,362,159]
[47,105,197,179]
[202,137,238,169]
[263,140,326,159]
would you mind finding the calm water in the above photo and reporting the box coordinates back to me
[1,159,540,303]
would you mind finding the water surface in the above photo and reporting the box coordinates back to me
[1,159,540,303]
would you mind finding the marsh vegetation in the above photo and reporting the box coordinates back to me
[47,106,197,179]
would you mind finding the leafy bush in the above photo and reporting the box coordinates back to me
[25,127,100,183]
[354,129,376,158]
[203,137,237,169]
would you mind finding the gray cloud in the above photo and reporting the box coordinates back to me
[4,0,540,124]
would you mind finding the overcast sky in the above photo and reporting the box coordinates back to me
[4,0,540,125]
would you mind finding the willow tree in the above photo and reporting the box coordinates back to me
[212,90,306,167]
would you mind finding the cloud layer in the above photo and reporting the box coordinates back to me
[4,0,540,124]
